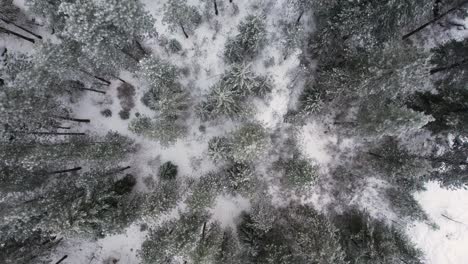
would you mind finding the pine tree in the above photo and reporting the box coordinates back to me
[334,209,423,264]
[355,95,434,137]
[140,210,212,263]
[225,15,266,63]
[163,0,202,38]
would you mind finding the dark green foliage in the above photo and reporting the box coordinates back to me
[275,154,318,188]
[168,38,183,53]
[140,210,212,263]
[198,64,271,120]
[408,39,468,133]
[238,205,347,264]
[366,136,431,192]
[334,209,423,264]
[113,174,137,195]
[225,15,266,63]
[141,175,181,218]
[158,161,178,180]
[207,123,269,162]
[163,0,202,38]
[223,162,256,195]
[0,230,59,264]
[186,172,224,211]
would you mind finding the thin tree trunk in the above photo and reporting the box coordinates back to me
[79,69,111,85]
[53,126,71,129]
[296,11,304,26]
[0,17,43,39]
[402,0,468,40]
[441,214,467,225]
[367,152,384,159]
[118,166,132,172]
[49,167,82,175]
[201,222,207,241]
[180,24,189,38]
[135,40,147,54]
[213,0,219,16]
[430,58,468,74]
[104,166,132,176]
[14,131,86,136]
[121,48,140,63]
[55,255,68,264]
[75,86,106,94]
[55,116,91,123]
[0,26,35,43]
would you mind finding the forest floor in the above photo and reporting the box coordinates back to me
[6,0,468,263]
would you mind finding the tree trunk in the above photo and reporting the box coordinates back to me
[74,86,106,94]
[367,152,384,159]
[296,11,304,26]
[121,48,140,63]
[53,126,71,129]
[55,255,68,264]
[49,167,82,175]
[14,131,86,136]
[180,24,189,38]
[104,166,132,176]
[55,117,90,123]
[402,0,468,40]
[0,26,35,43]
[79,69,111,85]
[430,58,468,74]
[0,17,43,39]
[201,222,207,241]
[213,0,219,16]
[135,40,147,54]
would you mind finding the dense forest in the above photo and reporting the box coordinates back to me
[0,0,467,263]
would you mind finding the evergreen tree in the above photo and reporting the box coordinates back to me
[225,15,266,63]
[163,0,202,38]
[238,204,347,264]
[334,209,423,264]
[140,210,212,263]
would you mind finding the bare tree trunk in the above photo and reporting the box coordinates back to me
[366,152,384,159]
[55,116,91,123]
[121,48,140,63]
[0,17,42,39]
[135,40,147,54]
[55,255,68,264]
[213,0,219,16]
[430,58,468,74]
[201,222,207,240]
[296,11,304,26]
[180,24,189,38]
[0,26,35,43]
[79,69,111,85]
[49,167,82,175]
[14,131,86,136]
[73,86,106,94]
[403,0,468,40]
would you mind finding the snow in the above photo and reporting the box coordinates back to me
[298,121,338,167]
[209,195,251,228]
[6,0,468,263]
[50,225,146,264]
[407,182,468,264]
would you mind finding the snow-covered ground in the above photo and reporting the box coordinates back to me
[6,0,468,263]
[407,182,468,264]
